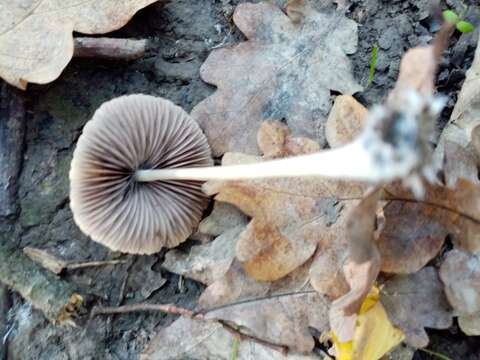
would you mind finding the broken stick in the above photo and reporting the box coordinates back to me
[0,243,83,324]
[23,246,126,275]
[73,37,147,61]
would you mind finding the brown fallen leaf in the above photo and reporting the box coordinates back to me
[329,189,382,342]
[191,1,361,156]
[202,288,330,353]
[203,122,366,282]
[381,267,453,348]
[141,317,321,360]
[377,142,480,273]
[198,258,312,310]
[382,178,480,255]
[436,31,480,162]
[439,249,480,315]
[0,0,157,89]
[325,95,368,148]
[376,200,448,274]
[197,259,329,353]
[163,226,244,286]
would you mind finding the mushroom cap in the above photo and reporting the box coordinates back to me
[69,94,213,254]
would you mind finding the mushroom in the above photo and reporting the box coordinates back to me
[70,92,442,254]
[70,94,213,254]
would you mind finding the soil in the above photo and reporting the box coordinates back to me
[0,0,478,359]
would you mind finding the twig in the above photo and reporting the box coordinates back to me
[66,260,126,271]
[23,246,126,274]
[219,320,289,355]
[91,303,289,355]
[73,37,147,61]
[91,303,203,319]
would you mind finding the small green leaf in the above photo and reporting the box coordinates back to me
[443,10,460,24]
[367,44,378,88]
[456,21,475,33]
[230,338,239,360]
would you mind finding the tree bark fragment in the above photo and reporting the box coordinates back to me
[74,37,147,61]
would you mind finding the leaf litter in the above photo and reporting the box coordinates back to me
[15,0,472,358]
[191,1,362,156]
[140,5,480,359]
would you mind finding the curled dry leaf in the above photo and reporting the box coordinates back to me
[203,122,366,282]
[329,189,381,343]
[0,0,157,89]
[439,249,480,314]
[191,1,361,156]
[381,267,453,348]
[141,317,320,360]
[436,32,480,162]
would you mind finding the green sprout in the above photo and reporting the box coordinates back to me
[442,9,475,33]
[366,43,378,88]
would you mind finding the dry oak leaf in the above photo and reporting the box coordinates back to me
[203,121,366,282]
[198,257,313,309]
[141,317,321,360]
[381,267,453,348]
[191,1,362,156]
[202,288,329,353]
[439,249,480,315]
[197,258,329,353]
[377,142,480,274]
[0,0,157,89]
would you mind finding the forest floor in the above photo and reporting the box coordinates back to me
[0,0,479,359]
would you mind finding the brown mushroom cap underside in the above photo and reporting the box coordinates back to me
[70,94,213,254]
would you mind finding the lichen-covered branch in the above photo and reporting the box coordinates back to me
[0,244,83,324]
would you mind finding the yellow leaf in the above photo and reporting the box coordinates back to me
[332,287,404,360]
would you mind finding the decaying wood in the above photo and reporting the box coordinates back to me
[0,82,26,218]
[23,246,126,275]
[0,244,83,324]
[74,37,147,61]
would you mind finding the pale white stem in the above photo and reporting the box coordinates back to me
[135,140,410,183]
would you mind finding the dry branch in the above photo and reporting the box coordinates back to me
[74,37,147,61]
[0,244,83,324]
[92,302,289,355]
[23,246,126,274]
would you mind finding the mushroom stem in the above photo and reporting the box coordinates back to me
[135,140,406,183]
